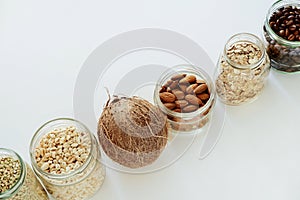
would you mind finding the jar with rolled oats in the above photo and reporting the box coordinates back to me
[29,118,105,200]
[215,33,271,106]
[0,148,48,200]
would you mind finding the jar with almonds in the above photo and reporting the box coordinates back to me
[154,64,215,133]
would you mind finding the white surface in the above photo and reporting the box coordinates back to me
[1,0,300,199]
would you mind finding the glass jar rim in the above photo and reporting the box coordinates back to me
[0,148,26,199]
[29,118,95,179]
[154,64,215,119]
[265,0,300,47]
[223,33,266,70]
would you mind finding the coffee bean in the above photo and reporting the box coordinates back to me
[289,25,297,31]
[279,30,285,36]
[269,5,300,40]
[288,34,295,41]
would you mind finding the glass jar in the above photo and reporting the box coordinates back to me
[0,148,48,200]
[29,118,105,200]
[154,64,215,134]
[215,33,270,106]
[263,0,300,73]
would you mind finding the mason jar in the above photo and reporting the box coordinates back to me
[154,64,215,134]
[215,33,270,105]
[263,0,300,72]
[0,148,48,200]
[29,118,105,200]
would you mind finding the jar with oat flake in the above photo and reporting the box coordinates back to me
[29,118,105,200]
[215,33,271,106]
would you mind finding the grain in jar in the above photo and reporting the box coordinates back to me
[30,118,105,200]
[215,33,270,106]
[0,148,48,200]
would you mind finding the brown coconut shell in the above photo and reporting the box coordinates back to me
[97,96,168,168]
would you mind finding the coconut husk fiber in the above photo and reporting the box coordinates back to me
[97,96,168,168]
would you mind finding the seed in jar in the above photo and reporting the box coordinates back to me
[159,92,176,103]
[185,94,203,106]
[186,84,198,94]
[269,5,300,41]
[194,84,208,94]
[159,73,210,113]
[0,157,21,193]
[34,126,90,175]
[197,93,210,101]
[226,42,262,66]
[183,105,198,113]
[172,90,185,100]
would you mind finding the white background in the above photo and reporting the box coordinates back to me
[1,0,300,199]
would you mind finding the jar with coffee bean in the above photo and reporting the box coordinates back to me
[29,118,106,200]
[215,33,270,105]
[154,65,215,134]
[263,0,300,72]
[0,148,48,200]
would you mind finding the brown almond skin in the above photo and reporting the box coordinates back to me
[179,84,187,92]
[185,75,196,84]
[173,108,181,113]
[196,79,206,84]
[171,74,185,81]
[186,84,198,94]
[163,80,173,87]
[160,86,167,93]
[173,90,185,100]
[169,80,179,90]
[159,92,176,103]
[197,93,210,101]
[179,78,189,84]
[175,100,189,108]
[183,105,198,113]
[164,103,176,110]
[185,94,202,105]
[194,84,208,94]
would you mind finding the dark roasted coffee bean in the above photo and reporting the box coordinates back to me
[289,25,297,31]
[279,30,285,36]
[288,34,295,41]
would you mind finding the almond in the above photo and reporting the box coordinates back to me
[159,92,176,103]
[197,93,210,101]
[160,86,167,93]
[179,84,187,92]
[173,108,181,113]
[175,100,189,108]
[186,84,198,94]
[194,84,208,94]
[185,75,196,83]
[185,94,202,105]
[196,79,206,84]
[169,80,179,90]
[171,74,186,80]
[173,90,185,100]
[183,105,198,113]
[164,103,176,110]
[163,80,173,87]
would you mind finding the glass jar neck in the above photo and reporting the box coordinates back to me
[154,64,215,119]
[223,33,266,70]
[0,149,26,199]
[29,118,96,182]
[265,0,300,47]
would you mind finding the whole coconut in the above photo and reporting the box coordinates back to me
[97,96,168,168]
